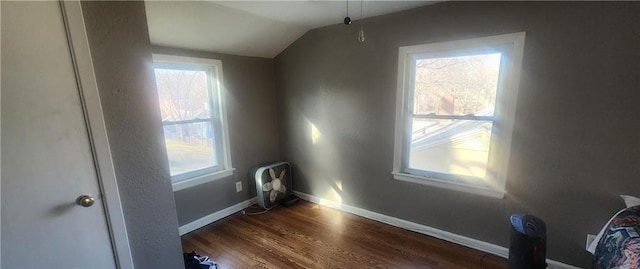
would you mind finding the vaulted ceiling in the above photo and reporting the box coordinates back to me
[145,1,435,58]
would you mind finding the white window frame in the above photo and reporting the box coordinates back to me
[392,32,526,199]
[152,54,234,192]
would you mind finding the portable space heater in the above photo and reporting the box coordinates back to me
[508,214,547,269]
[254,162,294,209]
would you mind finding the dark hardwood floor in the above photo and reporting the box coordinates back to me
[181,200,507,268]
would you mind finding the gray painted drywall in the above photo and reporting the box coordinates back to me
[81,2,183,268]
[151,46,280,226]
[275,2,640,267]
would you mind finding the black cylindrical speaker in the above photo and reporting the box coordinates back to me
[508,214,547,269]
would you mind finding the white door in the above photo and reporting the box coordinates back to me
[2,1,119,268]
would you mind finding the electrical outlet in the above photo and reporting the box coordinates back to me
[586,234,596,249]
[235,181,242,192]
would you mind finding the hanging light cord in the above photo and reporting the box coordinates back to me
[360,0,363,29]
[357,0,365,42]
[344,0,352,25]
[346,0,349,18]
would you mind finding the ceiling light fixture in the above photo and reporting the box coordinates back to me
[344,0,351,25]
[357,0,365,42]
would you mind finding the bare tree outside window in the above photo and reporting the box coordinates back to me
[155,69,209,121]
[409,53,502,181]
[414,53,501,116]
[154,68,217,176]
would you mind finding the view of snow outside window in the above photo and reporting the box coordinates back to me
[154,68,218,177]
[409,53,501,182]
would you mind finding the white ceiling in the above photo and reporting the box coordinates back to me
[145,1,435,58]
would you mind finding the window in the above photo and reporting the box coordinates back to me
[152,54,233,191]
[393,33,526,198]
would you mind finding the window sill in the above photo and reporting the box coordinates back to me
[172,168,235,192]
[392,172,505,199]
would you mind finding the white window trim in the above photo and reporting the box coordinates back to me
[171,168,235,192]
[392,32,526,199]
[152,54,234,192]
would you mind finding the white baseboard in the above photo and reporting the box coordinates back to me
[546,260,582,269]
[179,197,257,236]
[293,191,581,269]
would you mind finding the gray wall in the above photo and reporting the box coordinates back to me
[152,46,280,226]
[275,2,640,267]
[81,2,183,268]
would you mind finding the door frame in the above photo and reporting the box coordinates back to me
[0,1,133,267]
[0,1,3,266]
[59,1,134,268]
[6,1,136,268]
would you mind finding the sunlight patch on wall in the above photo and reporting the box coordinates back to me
[321,179,343,206]
[311,122,322,145]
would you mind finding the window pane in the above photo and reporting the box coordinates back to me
[154,68,211,121]
[413,53,501,116]
[163,122,218,176]
[409,118,492,179]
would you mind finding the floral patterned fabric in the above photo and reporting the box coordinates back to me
[595,206,640,269]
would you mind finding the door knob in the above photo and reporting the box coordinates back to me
[76,194,95,207]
